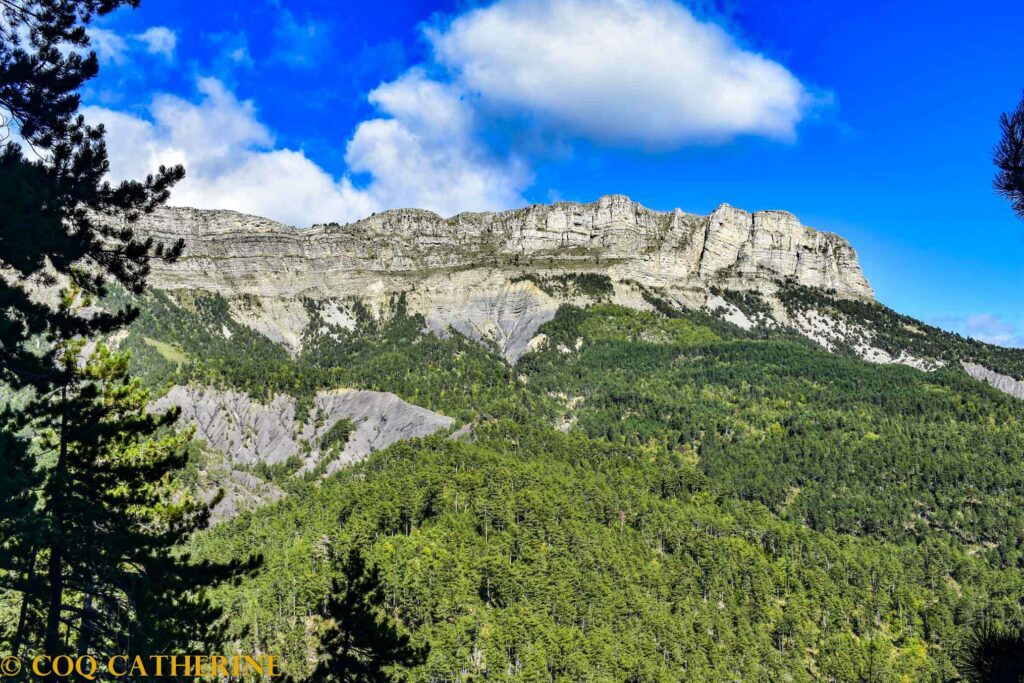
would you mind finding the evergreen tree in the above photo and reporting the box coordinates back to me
[995,91,1024,219]
[0,0,251,666]
[309,551,424,683]
[0,405,43,657]
[31,336,244,661]
[957,621,1024,683]
[1,0,184,390]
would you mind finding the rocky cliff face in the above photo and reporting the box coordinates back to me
[129,195,873,361]
[151,385,455,521]
[135,195,872,298]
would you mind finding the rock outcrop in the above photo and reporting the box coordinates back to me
[128,195,873,361]
[962,362,1024,400]
[148,385,454,522]
[198,468,286,525]
[152,385,455,472]
[700,205,871,297]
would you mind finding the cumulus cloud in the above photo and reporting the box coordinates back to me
[133,26,177,60]
[88,0,820,224]
[346,69,530,214]
[427,0,815,147]
[85,78,373,225]
[86,75,527,225]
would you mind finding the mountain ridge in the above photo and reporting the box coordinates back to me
[120,194,1024,393]
[96,197,1024,679]
[133,194,873,300]
[126,194,877,362]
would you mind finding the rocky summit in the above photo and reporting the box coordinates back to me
[131,194,872,360]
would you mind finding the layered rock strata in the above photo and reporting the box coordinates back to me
[133,195,872,299]
[129,195,873,361]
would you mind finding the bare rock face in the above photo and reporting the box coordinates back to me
[129,195,873,361]
[419,278,560,362]
[699,205,873,298]
[198,468,286,525]
[312,389,455,474]
[152,385,455,471]
[149,385,453,522]
[154,387,298,466]
[134,195,872,299]
[962,362,1024,400]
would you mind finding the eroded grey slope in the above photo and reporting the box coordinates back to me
[153,385,454,471]
[962,362,1024,400]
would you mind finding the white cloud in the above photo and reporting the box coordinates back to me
[87,0,820,224]
[428,0,815,147]
[86,75,526,225]
[962,314,1024,347]
[87,27,128,65]
[133,26,177,60]
[86,25,176,64]
[345,69,529,215]
[86,78,371,225]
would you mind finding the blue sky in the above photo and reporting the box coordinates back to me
[79,0,1024,345]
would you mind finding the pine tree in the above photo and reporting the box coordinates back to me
[0,0,249,664]
[956,620,1024,683]
[309,551,425,683]
[31,335,245,660]
[1,0,185,391]
[995,91,1024,220]
[0,404,43,656]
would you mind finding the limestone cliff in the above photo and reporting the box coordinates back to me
[134,195,872,299]
[130,195,873,361]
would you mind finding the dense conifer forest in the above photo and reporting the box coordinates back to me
[58,286,1024,681]
[5,0,1024,679]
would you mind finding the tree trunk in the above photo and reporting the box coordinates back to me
[12,547,37,656]
[43,385,68,660]
[77,592,94,655]
[43,521,64,658]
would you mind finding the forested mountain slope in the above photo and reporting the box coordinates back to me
[121,196,1024,400]
[71,195,1024,680]
[112,278,1024,681]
